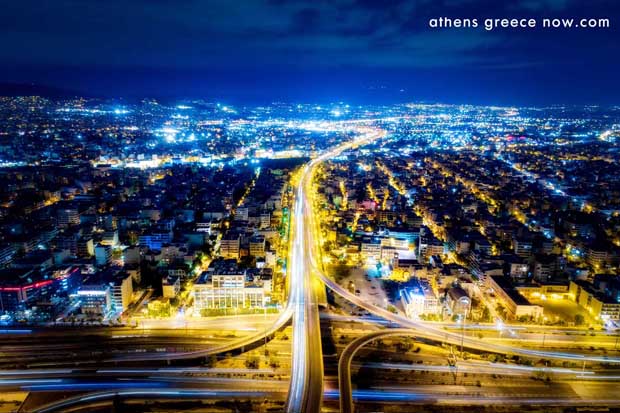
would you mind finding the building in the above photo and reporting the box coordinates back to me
[361,239,382,262]
[569,280,620,321]
[418,228,445,262]
[220,233,241,259]
[249,235,266,258]
[505,256,529,282]
[75,269,134,315]
[111,272,134,313]
[73,285,112,316]
[77,237,94,257]
[192,259,269,313]
[532,254,561,283]
[486,275,543,320]
[235,206,249,221]
[259,212,271,229]
[94,244,112,266]
[139,228,173,251]
[399,278,439,319]
[100,230,119,247]
[196,221,212,234]
[123,246,141,265]
[0,266,81,313]
[446,285,471,317]
[57,207,80,228]
[162,275,181,298]
[0,244,16,268]
[160,244,189,264]
[586,244,618,271]
[513,238,533,258]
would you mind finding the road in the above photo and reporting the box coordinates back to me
[336,328,620,413]
[339,329,418,413]
[317,271,620,365]
[30,388,286,413]
[0,314,286,368]
[108,307,293,362]
[286,127,386,413]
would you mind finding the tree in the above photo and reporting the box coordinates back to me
[245,355,260,369]
[205,355,218,368]
[574,314,585,326]
[480,306,491,322]
[333,264,350,280]
[269,357,280,369]
[396,337,414,352]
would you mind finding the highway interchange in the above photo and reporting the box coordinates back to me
[2,124,620,412]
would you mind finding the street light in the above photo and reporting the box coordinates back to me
[541,316,548,347]
[496,319,504,338]
[263,296,271,355]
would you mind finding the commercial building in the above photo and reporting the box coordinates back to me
[192,259,269,313]
[569,280,620,321]
[486,275,543,320]
[94,244,112,266]
[0,266,81,313]
[399,278,439,319]
[220,233,241,259]
[72,269,134,315]
[73,285,112,317]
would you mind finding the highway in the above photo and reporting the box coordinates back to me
[336,328,620,413]
[316,269,620,365]
[106,306,293,362]
[339,329,419,413]
[286,127,386,413]
[30,388,285,413]
[0,314,282,367]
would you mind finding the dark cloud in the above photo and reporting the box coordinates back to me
[290,8,322,33]
[0,0,618,104]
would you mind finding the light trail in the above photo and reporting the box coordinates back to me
[317,269,620,364]
[286,127,387,413]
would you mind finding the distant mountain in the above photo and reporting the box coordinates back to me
[0,82,86,98]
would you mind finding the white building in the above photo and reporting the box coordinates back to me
[192,271,267,314]
[400,278,439,319]
[74,285,112,316]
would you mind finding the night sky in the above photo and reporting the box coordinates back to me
[0,0,618,105]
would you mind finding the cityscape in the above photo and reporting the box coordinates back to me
[1,0,619,412]
[0,98,619,412]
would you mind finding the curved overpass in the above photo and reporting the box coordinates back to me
[107,305,293,363]
[32,388,284,413]
[339,329,420,413]
[317,271,620,365]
